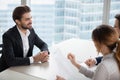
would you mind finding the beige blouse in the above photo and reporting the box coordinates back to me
[79,53,120,80]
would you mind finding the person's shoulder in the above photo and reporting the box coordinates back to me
[100,57,118,74]
[3,26,16,36]
[102,54,116,63]
[101,56,116,66]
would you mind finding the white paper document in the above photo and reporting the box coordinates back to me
[52,49,91,80]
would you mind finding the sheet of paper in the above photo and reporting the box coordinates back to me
[52,48,91,80]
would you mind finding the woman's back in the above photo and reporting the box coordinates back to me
[94,53,120,80]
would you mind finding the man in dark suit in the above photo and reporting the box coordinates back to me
[85,14,120,67]
[0,5,49,72]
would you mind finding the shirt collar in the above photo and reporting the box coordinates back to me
[17,26,30,37]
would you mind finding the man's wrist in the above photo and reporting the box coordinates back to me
[29,57,34,63]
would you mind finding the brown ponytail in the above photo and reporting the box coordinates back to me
[115,40,120,72]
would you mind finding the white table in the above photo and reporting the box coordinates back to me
[0,69,43,80]
[8,54,91,80]
[0,39,100,80]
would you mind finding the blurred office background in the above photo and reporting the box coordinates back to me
[0,0,120,47]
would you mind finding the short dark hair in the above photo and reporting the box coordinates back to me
[115,14,120,29]
[12,5,31,22]
[115,14,120,21]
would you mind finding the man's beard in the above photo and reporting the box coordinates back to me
[21,26,29,29]
[21,25,32,30]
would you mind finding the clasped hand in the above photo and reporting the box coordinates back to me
[33,51,49,63]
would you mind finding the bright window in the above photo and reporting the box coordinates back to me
[0,0,21,44]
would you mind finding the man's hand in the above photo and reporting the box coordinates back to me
[40,51,49,63]
[33,51,49,63]
[85,58,96,67]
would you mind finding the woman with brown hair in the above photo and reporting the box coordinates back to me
[56,24,120,80]
[85,14,120,67]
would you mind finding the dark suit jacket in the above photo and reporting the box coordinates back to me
[95,56,103,65]
[0,25,49,72]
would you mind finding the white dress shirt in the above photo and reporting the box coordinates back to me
[17,27,34,63]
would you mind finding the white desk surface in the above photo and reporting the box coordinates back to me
[8,54,91,80]
[0,39,99,80]
[0,69,43,80]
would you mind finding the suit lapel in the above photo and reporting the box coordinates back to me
[26,30,33,56]
[28,31,32,51]
[13,26,23,54]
